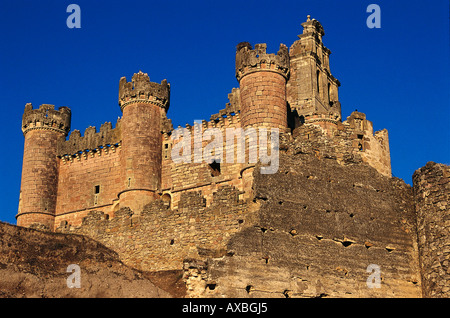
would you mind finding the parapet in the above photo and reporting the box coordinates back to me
[22,103,71,136]
[235,42,290,81]
[57,119,121,157]
[118,71,170,112]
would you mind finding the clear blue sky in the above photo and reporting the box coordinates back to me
[0,0,449,225]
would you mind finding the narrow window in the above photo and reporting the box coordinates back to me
[316,70,320,94]
[163,142,171,159]
[328,82,332,105]
[94,185,100,194]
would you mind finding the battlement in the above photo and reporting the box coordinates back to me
[177,112,242,134]
[235,42,290,81]
[210,88,241,121]
[118,71,170,112]
[22,103,71,136]
[57,119,121,158]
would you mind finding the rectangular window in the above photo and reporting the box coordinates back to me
[94,185,100,194]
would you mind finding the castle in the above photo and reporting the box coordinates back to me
[17,16,391,230]
[16,17,449,298]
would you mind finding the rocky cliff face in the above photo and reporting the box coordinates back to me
[0,221,172,298]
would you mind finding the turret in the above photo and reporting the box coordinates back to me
[236,42,290,130]
[287,15,341,135]
[118,71,170,213]
[17,103,71,229]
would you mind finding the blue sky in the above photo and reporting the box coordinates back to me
[0,0,449,224]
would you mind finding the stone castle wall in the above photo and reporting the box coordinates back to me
[55,147,122,228]
[57,185,258,271]
[413,162,450,297]
[162,110,246,210]
[183,153,421,298]
[291,111,391,177]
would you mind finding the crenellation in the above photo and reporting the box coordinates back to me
[58,119,121,157]
[118,70,170,112]
[210,88,241,121]
[235,42,290,81]
[22,103,71,136]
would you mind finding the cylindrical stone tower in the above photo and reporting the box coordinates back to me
[118,71,170,213]
[236,42,290,130]
[17,103,71,229]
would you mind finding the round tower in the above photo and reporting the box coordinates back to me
[236,42,290,130]
[17,103,71,229]
[118,71,170,213]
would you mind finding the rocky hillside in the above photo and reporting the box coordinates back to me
[0,221,175,297]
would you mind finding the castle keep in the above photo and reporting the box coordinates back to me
[16,17,449,298]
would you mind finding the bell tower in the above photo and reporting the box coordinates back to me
[287,15,341,135]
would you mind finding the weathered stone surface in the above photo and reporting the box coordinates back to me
[185,153,422,298]
[413,162,450,298]
[57,186,257,272]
